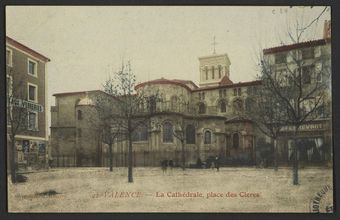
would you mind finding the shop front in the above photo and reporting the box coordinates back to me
[277,120,332,166]
[14,138,48,171]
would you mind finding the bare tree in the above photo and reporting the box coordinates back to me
[170,96,197,170]
[99,61,158,182]
[245,84,287,171]
[7,70,30,183]
[260,21,331,185]
[85,91,122,171]
[171,118,187,170]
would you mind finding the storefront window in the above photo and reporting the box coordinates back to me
[288,138,324,162]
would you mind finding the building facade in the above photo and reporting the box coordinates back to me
[262,35,332,166]
[50,22,331,168]
[50,51,267,168]
[6,36,50,170]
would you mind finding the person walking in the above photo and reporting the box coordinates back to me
[161,159,168,174]
[168,159,174,174]
[215,155,220,172]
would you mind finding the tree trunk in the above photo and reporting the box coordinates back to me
[109,143,113,172]
[128,120,133,183]
[181,140,185,170]
[10,137,17,183]
[293,126,299,185]
[128,137,133,183]
[273,138,278,171]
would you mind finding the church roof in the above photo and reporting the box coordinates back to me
[219,75,233,86]
[135,78,198,91]
[136,77,261,92]
[195,80,261,92]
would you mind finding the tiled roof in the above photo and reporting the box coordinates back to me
[53,90,101,96]
[194,80,261,92]
[219,75,233,86]
[6,36,50,62]
[263,38,330,55]
[55,79,261,97]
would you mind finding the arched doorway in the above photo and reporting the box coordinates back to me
[233,133,239,149]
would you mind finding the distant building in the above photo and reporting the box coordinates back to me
[50,51,263,167]
[6,36,50,170]
[50,90,114,167]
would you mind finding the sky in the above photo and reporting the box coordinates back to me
[6,6,330,109]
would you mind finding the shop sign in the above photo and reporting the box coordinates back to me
[282,123,324,131]
[8,97,44,112]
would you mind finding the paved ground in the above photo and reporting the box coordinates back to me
[7,167,333,212]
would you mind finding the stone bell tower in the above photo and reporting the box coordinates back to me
[198,53,231,87]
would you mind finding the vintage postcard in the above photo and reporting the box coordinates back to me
[5,6,333,212]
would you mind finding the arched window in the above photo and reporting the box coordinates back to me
[212,66,215,79]
[170,96,178,111]
[163,122,173,143]
[220,100,227,113]
[233,99,243,112]
[204,130,212,144]
[233,133,239,149]
[186,125,196,144]
[149,96,156,113]
[198,103,206,114]
[132,124,148,142]
[77,110,82,120]
[245,98,252,113]
[139,100,145,112]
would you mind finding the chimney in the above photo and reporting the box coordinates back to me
[323,20,331,39]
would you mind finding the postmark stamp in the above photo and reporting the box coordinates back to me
[310,184,333,213]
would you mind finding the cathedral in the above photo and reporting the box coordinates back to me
[50,38,332,168]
